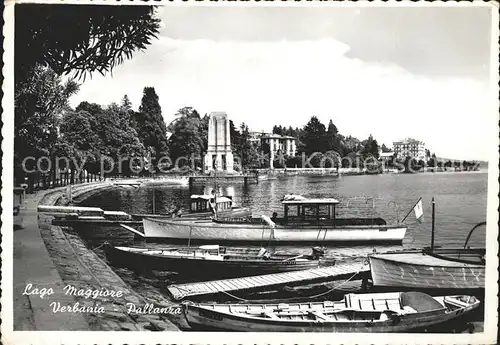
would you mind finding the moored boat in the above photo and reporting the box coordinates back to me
[369,206,486,290]
[183,291,480,332]
[130,194,251,221]
[104,244,326,278]
[369,249,485,290]
[141,195,407,244]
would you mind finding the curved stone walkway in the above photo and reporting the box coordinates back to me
[13,182,179,331]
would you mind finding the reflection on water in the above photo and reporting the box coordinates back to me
[79,172,487,330]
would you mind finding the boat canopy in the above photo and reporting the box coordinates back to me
[282,198,340,205]
[190,194,233,213]
[282,197,339,222]
[199,245,220,250]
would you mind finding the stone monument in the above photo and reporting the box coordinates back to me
[204,112,234,173]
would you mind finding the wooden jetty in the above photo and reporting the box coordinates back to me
[39,205,142,226]
[167,261,370,301]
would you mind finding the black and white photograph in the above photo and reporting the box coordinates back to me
[2,1,498,344]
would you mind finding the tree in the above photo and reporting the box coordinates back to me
[301,116,328,155]
[360,134,380,159]
[230,120,242,154]
[14,65,80,186]
[68,102,146,176]
[326,119,342,154]
[381,144,392,153]
[58,110,102,177]
[341,135,361,155]
[15,4,161,82]
[236,123,260,169]
[168,107,205,170]
[425,149,431,159]
[15,4,161,185]
[121,94,133,111]
[272,125,284,135]
[199,114,210,153]
[134,87,169,168]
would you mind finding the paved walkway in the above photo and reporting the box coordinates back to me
[13,183,179,332]
[13,189,89,330]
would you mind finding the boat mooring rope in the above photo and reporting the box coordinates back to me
[218,261,369,302]
[92,242,107,251]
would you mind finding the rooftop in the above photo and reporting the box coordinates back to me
[282,198,340,205]
[393,138,425,145]
[261,134,296,140]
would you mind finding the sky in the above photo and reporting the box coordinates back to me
[69,4,497,161]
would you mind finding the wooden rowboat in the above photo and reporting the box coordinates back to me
[369,248,485,290]
[369,222,486,290]
[104,244,326,278]
[183,291,480,332]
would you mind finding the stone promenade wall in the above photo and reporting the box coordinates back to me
[38,183,180,331]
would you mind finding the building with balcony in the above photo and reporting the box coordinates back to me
[260,134,297,168]
[393,138,426,161]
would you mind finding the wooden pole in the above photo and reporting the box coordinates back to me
[152,187,156,215]
[431,197,435,250]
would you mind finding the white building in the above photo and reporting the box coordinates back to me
[393,138,426,161]
[260,134,297,168]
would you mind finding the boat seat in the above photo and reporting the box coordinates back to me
[257,248,268,257]
[277,304,290,311]
[401,306,416,314]
[309,310,329,321]
[443,296,468,308]
[262,311,280,320]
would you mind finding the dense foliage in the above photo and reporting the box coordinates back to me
[15,4,160,82]
[15,4,162,187]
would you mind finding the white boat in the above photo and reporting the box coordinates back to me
[141,196,407,243]
[131,194,251,220]
[369,222,486,290]
[183,291,480,332]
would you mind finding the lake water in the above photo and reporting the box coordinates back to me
[79,172,488,331]
[83,171,487,254]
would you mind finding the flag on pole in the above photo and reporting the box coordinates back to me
[413,199,424,223]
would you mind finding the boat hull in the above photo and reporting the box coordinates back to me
[369,253,485,289]
[185,308,467,332]
[142,218,407,244]
[184,292,479,332]
[104,246,321,278]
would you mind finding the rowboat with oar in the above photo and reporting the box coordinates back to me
[104,244,326,278]
[183,291,480,332]
[140,195,407,244]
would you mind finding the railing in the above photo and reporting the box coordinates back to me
[16,171,103,194]
[213,216,388,226]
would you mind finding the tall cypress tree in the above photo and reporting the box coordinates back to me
[134,87,169,169]
[302,116,328,154]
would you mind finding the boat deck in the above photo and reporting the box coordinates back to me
[167,261,370,300]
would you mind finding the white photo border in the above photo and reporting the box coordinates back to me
[2,1,498,344]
